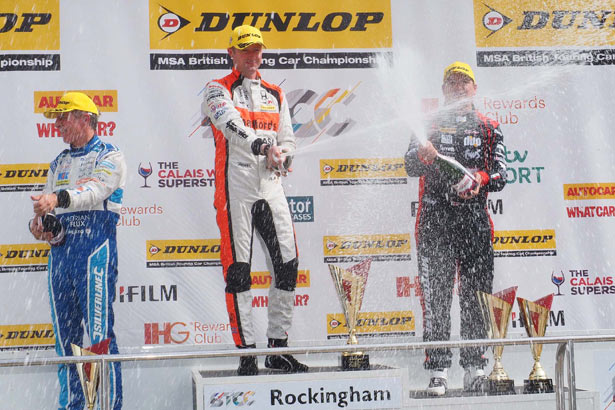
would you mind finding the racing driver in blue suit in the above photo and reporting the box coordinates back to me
[29,92,125,410]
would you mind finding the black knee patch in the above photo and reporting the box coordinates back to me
[226,262,252,293]
[274,258,298,291]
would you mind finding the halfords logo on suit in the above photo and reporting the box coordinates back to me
[320,159,406,186]
[146,239,221,268]
[493,229,556,257]
[0,164,48,192]
[327,311,415,338]
[34,90,119,138]
[0,243,49,272]
[148,0,391,70]
[0,0,60,71]
[323,234,411,263]
[474,0,615,67]
[0,324,54,350]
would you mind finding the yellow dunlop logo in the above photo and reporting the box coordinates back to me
[0,164,48,192]
[493,229,556,257]
[0,0,60,50]
[326,311,415,338]
[34,90,119,113]
[323,234,411,263]
[146,239,221,268]
[474,0,615,47]
[0,243,50,273]
[0,324,55,348]
[149,0,392,50]
[564,183,615,200]
[320,158,406,186]
[251,270,310,289]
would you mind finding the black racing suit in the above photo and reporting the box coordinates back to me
[404,106,507,370]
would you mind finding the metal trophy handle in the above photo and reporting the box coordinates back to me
[328,259,372,371]
[517,294,555,393]
[477,286,517,394]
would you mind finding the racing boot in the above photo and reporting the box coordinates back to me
[237,344,259,376]
[264,338,308,373]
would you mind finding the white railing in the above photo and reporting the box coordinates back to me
[2,334,614,410]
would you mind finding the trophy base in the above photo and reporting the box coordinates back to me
[523,378,554,394]
[483,379,516,395]
[341,353,370,371]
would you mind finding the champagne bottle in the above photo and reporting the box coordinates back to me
[434,154,478,193]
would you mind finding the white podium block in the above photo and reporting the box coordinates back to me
[192,366,407,410]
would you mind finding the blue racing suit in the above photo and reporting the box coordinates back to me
[42,135,126,410]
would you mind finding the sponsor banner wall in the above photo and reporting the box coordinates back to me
[1,0,615,407]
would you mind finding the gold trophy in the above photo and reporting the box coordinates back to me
[517,294,555,393]
[329,258,372,371]
[477,286,517,394]
[70,338,111,410]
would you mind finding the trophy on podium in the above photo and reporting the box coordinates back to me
[477,286,517,394]
[517,294,555,393]
[329,258,372,371]
[71,338,111,410]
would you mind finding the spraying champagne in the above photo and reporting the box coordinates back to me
[433,153,478,194]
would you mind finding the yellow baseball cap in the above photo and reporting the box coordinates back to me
[44,92,99,119]
[443,61,475,83]
[229,25,266,49]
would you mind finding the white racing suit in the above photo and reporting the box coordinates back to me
[202,67,298,348]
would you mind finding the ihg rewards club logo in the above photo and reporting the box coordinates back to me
[0,243,49,273]
[0,164,48,192]
[149,0,391,70]
[327,311,415,339]
[146,239,221,268]
[320,158,406,186]
[493,229,556,257]
[0,0,60,71]
[0,324,55,351]
[323,234,411,263]
[474,0,615,67]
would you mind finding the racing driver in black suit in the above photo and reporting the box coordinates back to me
[404,61,507,396]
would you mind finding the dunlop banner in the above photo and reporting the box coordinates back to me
[146,239,221,267]
[323,234,411,262]
[149,0,391,50]
[0,324,55,350]
[474,0,615,66]
[326,311,415,338]
[493,229,557,257]
[0,164,48,192]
